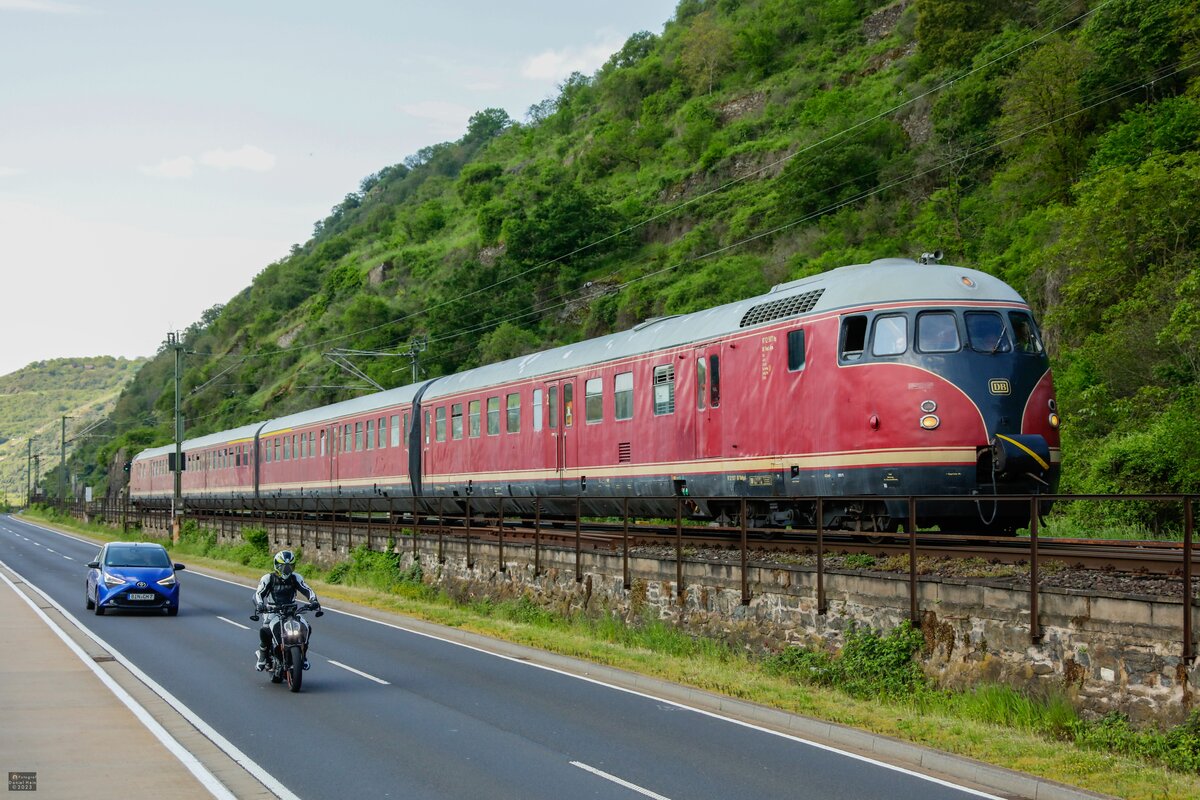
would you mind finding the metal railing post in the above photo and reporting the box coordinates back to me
[739,497,749,606]
[817,497,826,615]
[622,496,630,591]
[535,496,544,578]
[675,496,684,600]
[1184,496,1194,663]
[1030,496,1042,643]
[465,496,473,570]
[497,497,505,573]
[908,496,918,625]
[574,496,582,583]
[437,497,445,564]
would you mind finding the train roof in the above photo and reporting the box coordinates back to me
[423,258,1025,400]
[256,381,430,436]
[133,421,266,462]
[132,382,434,462]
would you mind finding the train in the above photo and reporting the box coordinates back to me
[130,257,1061,533]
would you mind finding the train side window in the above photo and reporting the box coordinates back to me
[585,378,603,423]
[708,355,720,408]
[378,417,387,449]
[424,411,431,445]
[403,412,410,448]
[274,438,281,462]
[487,397,500,435]
[614,372,633,421]
[917,312,961,353]
[872,315,908,357]
[563,383,573,427]
[344,424,352,453]
[282,437,289,461]
[506,393,520,433]
[653,364,675,415]
[435,407,446,442]
[390,415,400,447]
[548,387,558,429]
[1008,311,1044,354]
[468,401,481,438]
[787,329,806,371]
[840,315,868,361]
[366,419,374,450]
[355,421,364,451]
[696,357,707,410]
[451,404,463,440]
[533,389,543,432]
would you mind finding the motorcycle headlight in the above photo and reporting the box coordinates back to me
[103,572,127,587]
[157,574,176,587]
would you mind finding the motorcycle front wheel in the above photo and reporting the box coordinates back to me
[286,645,303,692]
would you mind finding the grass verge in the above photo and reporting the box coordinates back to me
[23,506,1200,800]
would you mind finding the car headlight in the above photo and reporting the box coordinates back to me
[103,572,127,587]
[157,574,176,587]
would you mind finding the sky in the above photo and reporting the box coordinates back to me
[0,0,679,378]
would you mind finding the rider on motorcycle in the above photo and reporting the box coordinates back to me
[254,550,320,671]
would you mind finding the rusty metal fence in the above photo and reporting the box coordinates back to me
[31,492,1199,663]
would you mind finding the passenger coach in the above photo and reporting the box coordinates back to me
[131,258,1061,533]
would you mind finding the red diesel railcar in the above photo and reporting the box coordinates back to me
[131,258,1060,532]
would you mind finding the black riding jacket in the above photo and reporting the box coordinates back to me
[254,572,318,611]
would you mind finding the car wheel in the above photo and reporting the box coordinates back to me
[94,597,105,616]
[85,584,95,610]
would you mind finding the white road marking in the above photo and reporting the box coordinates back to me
[217,616,251,630]
[571,762,672,800]
[0,564,236,800]
[328,659,390,685]
[62,555,73,561]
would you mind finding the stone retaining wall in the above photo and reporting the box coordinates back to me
[195,518,1198,725]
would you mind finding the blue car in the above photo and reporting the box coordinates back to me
[86,542,185,616]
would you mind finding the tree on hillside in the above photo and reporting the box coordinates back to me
[679,10,733,95]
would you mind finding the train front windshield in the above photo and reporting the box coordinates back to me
[909,310,1045,356]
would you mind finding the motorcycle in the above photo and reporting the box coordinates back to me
[250,601,323,692]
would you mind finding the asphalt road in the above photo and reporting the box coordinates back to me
[0,513,1000,800]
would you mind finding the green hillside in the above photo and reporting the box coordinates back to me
[70,0,1200,527]
[0,357,144,504]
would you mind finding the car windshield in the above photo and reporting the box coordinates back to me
[105,546,171,568]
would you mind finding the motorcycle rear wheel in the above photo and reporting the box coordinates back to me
[286,645,303,692]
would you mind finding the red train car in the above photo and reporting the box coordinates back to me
[130,258,1060,532]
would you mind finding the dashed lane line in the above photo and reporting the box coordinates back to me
[570,762,672,800]
[328,660,390,685]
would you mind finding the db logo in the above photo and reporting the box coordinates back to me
[988,379,1011,396]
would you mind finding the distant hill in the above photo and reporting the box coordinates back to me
[0,357,144,503]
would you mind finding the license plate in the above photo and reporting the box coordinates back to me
[127,592,156,601]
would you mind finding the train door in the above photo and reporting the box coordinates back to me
[543,377,577,493]
[694,347,723,460]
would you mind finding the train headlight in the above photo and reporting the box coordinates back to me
[1048,413,1060,429]
[920,400,937,413]
[919,414,941,430]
